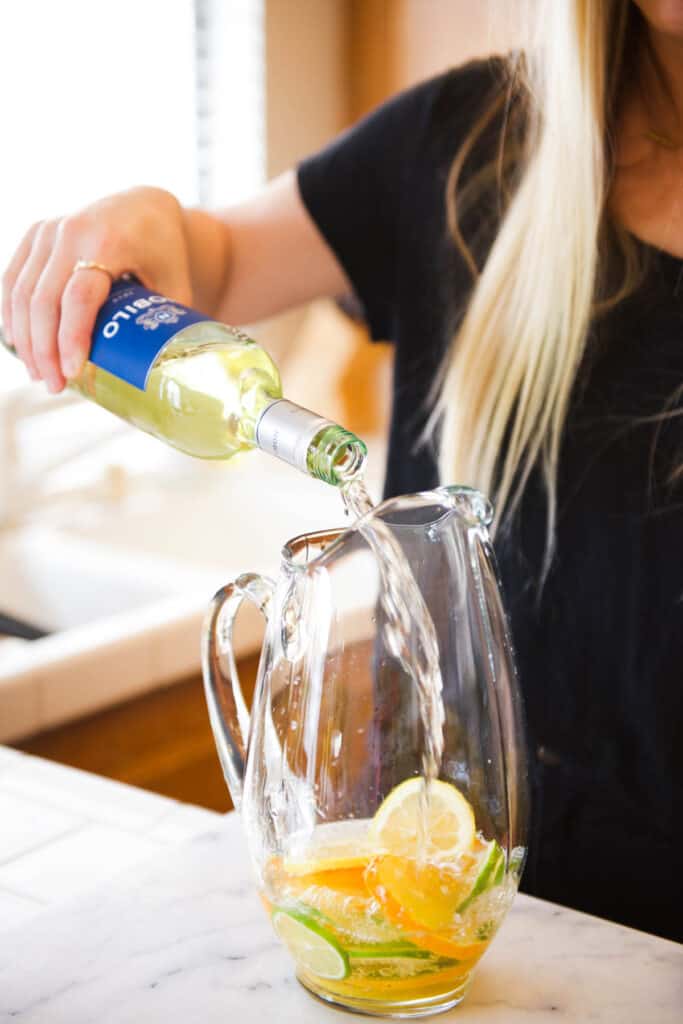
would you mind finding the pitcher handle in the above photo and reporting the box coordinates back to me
[201,572,275,810]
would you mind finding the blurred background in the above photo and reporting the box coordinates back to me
[0,0,509,810]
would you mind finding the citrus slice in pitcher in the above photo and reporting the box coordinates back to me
[283,819,372,876]
[272,908,350,980]
[363,864,493,962]
[367,779,477,931]
[457,839,505,913]
[369,778,476,860]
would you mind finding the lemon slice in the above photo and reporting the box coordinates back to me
[369,778,476,860]
[283,819,372,876]
[272,908,350,980]
[367,779,477,931]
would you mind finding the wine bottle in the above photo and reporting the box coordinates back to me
[0,277,367,487]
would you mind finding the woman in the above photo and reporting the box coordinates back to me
[2,0,681,941]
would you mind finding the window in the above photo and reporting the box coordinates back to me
[0,0,265,390]
[195,0,266,207]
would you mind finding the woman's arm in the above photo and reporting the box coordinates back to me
[188,171,351,324]
[1,170,350,393]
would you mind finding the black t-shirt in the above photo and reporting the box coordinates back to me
[298,59,682,942]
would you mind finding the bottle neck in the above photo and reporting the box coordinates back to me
[255,399,366,486]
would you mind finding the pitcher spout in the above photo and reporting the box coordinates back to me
[441,485,494,527]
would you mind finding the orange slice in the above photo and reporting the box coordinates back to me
[364,860,490,963]
[366,779,478,931]
[283,819,372,876]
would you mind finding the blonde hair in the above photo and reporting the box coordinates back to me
[431,0,641,565]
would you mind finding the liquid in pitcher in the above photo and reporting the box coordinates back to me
[262,778,522,1013]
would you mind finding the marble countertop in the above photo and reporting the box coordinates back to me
[1,757,681,1024]
[0,745,220,935]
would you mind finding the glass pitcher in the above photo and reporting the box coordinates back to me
[202,487,529,1018]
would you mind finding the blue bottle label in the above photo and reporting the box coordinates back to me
[90,278,209,390]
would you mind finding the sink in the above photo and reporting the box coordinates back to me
[0,444,385,744]
[0,523,226,743]
[0,527,197,633]
[50,450,353,570]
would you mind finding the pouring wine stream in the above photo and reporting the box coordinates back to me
[341,476,445,852]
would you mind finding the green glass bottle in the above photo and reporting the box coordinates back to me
[1,278,367,487]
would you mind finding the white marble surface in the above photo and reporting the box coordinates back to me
[0,746,220,935]
[1,811,681,1023]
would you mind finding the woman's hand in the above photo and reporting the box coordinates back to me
[1,172,352,394]
[1,187,193,393]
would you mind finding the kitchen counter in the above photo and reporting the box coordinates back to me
[0,745,220,934]
[1,748,681,1023]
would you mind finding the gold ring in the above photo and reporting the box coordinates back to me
[72,259,115,282]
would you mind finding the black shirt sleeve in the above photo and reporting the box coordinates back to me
[296,61,504,342]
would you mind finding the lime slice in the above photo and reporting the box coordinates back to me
[272,908,349,980]
[492,852,506,887]
[346,940,433,960]
[346,940,459,981]
[476,920,496,941]
[369,778,476,860]
[349,955,456,981]
[508,846,526,877]
[457,840,504,913]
